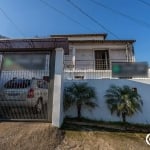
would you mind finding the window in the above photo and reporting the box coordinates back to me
[4,79,31,89]
[37,80,48,89]
[95,50,110,70]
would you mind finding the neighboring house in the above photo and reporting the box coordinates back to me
[0,35,8,39]
[51,33,136,79]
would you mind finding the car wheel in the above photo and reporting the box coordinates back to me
[36,99,43,113]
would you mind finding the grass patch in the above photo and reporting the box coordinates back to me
[65,117,150,126]
[63,117,150,133]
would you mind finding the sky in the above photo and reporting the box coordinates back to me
[0,0,150,65]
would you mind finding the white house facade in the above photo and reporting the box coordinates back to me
[51,33,136,79]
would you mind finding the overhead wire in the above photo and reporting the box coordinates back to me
[39,0,95,32]
[89,0,150,29]
[137,0,150,7]
[66,0,119,39]
[0,7,25,37]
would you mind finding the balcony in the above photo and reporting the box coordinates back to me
[64,59,150,80]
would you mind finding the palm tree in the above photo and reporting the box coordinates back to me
[105,85,143,123]
[64,83,97,119]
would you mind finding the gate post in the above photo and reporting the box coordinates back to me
[52,48,64,128]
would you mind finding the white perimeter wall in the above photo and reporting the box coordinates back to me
[64,79,150,124]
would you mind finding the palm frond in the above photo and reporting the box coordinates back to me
[63,83,97,111]
[105,85,143,119]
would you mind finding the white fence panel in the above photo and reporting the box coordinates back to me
[64,79,150,124]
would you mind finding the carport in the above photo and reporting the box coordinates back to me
[0,38,68,127]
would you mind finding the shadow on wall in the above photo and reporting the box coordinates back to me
[64,79,150,124]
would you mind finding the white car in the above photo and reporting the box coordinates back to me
[0,78,48,112]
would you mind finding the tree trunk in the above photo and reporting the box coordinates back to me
[77,104,82,119]
[122,112,126,123]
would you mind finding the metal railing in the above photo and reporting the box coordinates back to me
[64,59,150,80]
[0,53,51,121]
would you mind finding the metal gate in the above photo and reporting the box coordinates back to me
[0,37,68,122]
[0,52,53,121]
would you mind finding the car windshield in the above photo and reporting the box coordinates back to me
[4,79,31,89]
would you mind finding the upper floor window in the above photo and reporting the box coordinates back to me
[95,50,110,70]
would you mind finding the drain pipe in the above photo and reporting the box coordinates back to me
[126,43,129,62]
[72,47,76,72]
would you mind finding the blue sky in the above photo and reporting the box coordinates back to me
[0,0,150,65]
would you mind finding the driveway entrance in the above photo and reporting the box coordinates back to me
[0,38,68,122]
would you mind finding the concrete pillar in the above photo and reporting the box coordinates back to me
[52,48,64,128]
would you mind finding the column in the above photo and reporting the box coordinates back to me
[52,48,64,128]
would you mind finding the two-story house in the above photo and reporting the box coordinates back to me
[51,33,135,79]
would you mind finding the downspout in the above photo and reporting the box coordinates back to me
[0,53,4,81]
[72,47,76,72]
[125,43,129,62]
[132,45,135,62]
[127,43,135,62]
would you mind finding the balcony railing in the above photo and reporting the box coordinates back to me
[64,59,150,80]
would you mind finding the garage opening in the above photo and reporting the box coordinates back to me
[0,38,68,122]
[0,53,51,120]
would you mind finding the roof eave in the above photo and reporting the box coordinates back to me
[51,33,107,39]
[68,40,136,44]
